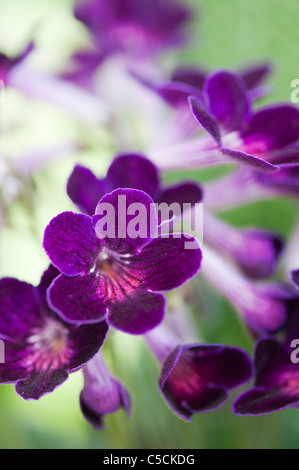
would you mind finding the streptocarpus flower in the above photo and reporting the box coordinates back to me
[43,188,202,334]
[233,311,299,415]
[74,0,192,60]
[146,325,252,420]
[188,71,299,171]
[67,152,203,216]
[201,246,298,336]
[0,265,108,400]
[80,351,130,429]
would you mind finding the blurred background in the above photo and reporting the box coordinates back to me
[0,0,299,449]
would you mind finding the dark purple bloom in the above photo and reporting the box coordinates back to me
[67,153,203,216]
[233,320,299,415]
[80,351,130,429]
[43,188,202,334]
[74,0,191,59]
[146,325,252,420]
[0,265,108,400]
[160,344,252,420]
[189,71,299,173]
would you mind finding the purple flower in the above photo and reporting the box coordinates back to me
[233,326,299,416]
[146,326,252,420]
[201,246,298,336]
[43,188,202,334]
[74,0,191,59]
[171,62,273,100]
[67,153,202,217]
[80,351,130,429]
[188,71,299,172]
[0,265,108,400]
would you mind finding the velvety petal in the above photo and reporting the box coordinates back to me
[182,345,253,389]
[158,182,203,209]
[233,386,299,416]
[171,66,208,90]
[15,370,69,400]
[0,278,42,340]
[221,146,278,173]
[241,105,299,152]
[240,63,272,90]
[67,320,109,371]
[188,96,221,144]
[43,211,102,276]
[204,71,249,132]
[132,234,202,292]
[94,188,157,253]
[37,264,61,303]
[108,289,165,334]
[106,153,160,200]
[47,274,107,324]
[67,165,109,216]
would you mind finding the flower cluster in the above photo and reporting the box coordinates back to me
[1,0,299,431]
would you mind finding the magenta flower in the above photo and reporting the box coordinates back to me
[43,188,202,334]
[0,265,108,400]
[80,351,130,429]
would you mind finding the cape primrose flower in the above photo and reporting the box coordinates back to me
[0,265,108,400]
[43,188,202,334]
[146,325,252,420]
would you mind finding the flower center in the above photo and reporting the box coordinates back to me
[26,318,69,372]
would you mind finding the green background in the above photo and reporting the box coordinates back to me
[0,0,299,449]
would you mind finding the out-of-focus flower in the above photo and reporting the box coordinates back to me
[201,246,299,336]
[67,152,203,216]
[74,0,192,60]
[0,265,108,400]
[43,188,202,334]
[233,307,299,415]
[80,351,130,429]
[146,324,252,420]
[204,211,283,279]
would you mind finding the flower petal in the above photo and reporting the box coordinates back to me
[94,188,157,253]
[233,386,298,416]
[67,165,109,216]
[204,71,249,132]
[241,105,299,152]
[43,211,101,276]
[106,153,160,200]
[47,274,107,324]
[188,96,221,144]
[221,146,278,173]
[108,289,165,334]
[132,234,202,292]
[15,370,69,400]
